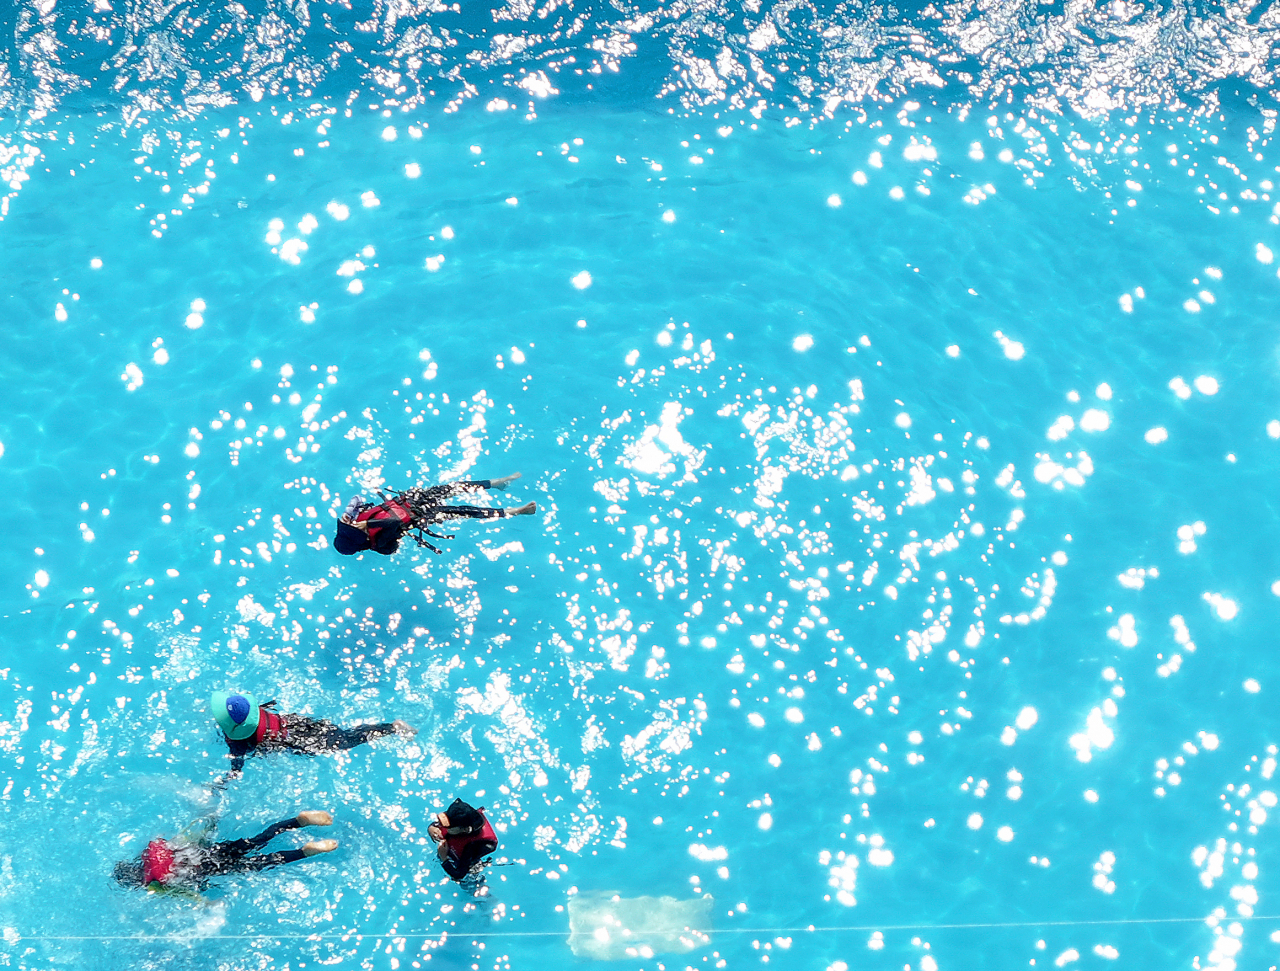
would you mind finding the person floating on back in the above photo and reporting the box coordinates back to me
[212,690,416,775]
[333,472,535,556]
[427,797,498,881]
[113,810,337,896]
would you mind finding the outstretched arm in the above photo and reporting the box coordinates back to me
[208,765,242,792]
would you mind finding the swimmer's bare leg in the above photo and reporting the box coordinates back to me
[393,719,417,736]
[296,810,333,828]
[303,839,339,856]
[488,473,522,491]
[504,501,536,517]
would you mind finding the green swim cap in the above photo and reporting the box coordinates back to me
[209,689,261,741]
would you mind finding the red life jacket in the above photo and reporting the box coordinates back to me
[356,500,414,548]
[444,812,498,867]
[253,709,287,745]
[142,839,176,885]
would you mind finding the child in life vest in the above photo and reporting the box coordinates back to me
[212,690,416,774]
[333,472,535,556]
[427,798,498,880]
[113,810,337,894]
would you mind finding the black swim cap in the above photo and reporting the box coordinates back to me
[334,521,370,555]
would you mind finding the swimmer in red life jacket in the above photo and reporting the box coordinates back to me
[333,472,535,556]
[113,810,337,895]
[212,690,416,775]
[427,798,498,881]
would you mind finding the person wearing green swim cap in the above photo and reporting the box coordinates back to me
[211,689,415,775]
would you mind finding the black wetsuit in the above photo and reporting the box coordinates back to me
[226,712,400,773]
[200,817,311,877]
[413,481,507,522]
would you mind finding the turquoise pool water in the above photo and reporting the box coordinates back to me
[3,4,1280,971]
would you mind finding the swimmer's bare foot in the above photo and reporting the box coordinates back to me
[393,719,417,736]
[296,810,333,828]
[303,839,339,856]
[505,501,536,517]
[489,472,522,491]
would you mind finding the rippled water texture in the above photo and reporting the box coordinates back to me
[3,3,1280,971]
[7,0,1280,122]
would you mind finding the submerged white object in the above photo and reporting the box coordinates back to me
[567,890,714,959]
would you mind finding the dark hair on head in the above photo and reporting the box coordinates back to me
[113,857,144,887]
[333,521,369,555]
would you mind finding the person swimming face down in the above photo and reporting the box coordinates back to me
[210,689,415,775]
[334,474,535,556]
[113,811,339,894]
